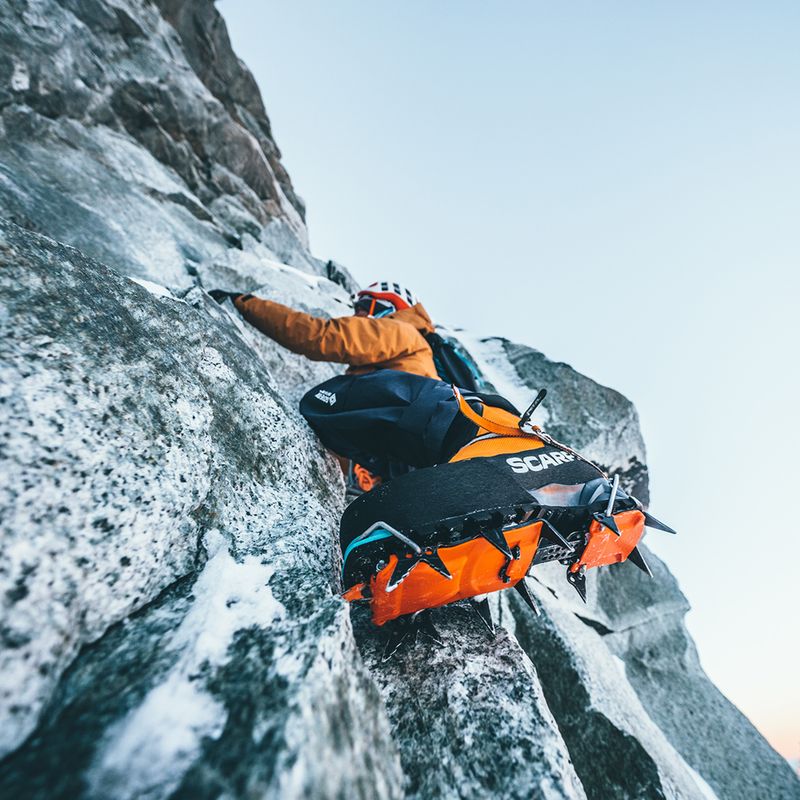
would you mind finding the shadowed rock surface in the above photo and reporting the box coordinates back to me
[1,2,798,799]
[510,583,700,800]
[516,549,800,800]
[352,604,586,800]
[594,557,800,800]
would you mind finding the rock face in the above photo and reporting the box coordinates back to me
[0,0,333,288]
[592,561,799,800]
[466,335,799,799]
[352,605,586,800]
[1,2,798,799]
[0,218,403,800]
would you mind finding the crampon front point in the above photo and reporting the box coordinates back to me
[340,387,675,629]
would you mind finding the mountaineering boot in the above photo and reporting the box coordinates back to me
[340,387,674,626]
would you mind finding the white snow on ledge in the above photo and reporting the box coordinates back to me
[685,763,721,800]
[129,276,178,300]
[450,329,551,426]
[86,531,284,800]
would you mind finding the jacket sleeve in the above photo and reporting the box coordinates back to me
[233,295,422,365]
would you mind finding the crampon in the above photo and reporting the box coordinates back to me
[340,387,675,648]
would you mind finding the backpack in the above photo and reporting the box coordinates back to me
[424,331,488,392]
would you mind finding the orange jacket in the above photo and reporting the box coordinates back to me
[234,295,440,379]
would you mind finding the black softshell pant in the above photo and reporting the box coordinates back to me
[299,369,515,479]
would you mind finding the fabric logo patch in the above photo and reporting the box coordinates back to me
[315,389,337,406]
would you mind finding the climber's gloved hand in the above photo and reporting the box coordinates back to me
[208,289,243,304]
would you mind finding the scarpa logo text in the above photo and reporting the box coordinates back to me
[506,451,575,473]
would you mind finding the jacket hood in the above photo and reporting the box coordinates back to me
[391,303,435,335]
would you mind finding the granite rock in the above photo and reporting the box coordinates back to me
[1,3,797,798]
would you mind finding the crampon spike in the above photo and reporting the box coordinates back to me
[471,597,496,634]
[643,511,677,534]
[627,546,654,577]
[416,610,444,645]
[481,528,513,558]
[381,616,416,661]
[538,517,574,550]
[513,578,541,616]
[605,474,620,515]
[566,567,587,603]
[420,549,453,580]
[381,612,443,660]
[388,554,420,589]
[592,512,621,536]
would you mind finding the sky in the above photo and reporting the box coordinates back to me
[220,1,800,760]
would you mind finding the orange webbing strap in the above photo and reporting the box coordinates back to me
[353,463,382,491]
[453,386,539,440]
[453,386,610,478]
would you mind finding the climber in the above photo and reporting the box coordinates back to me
[209,282,516,482]
[209,284,674,635]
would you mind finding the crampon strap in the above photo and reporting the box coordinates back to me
[452,386,539,439]
[452,386,608,479]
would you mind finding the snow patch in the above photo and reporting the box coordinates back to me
[10,57,30,92]
[87,531,284,797]
[685,763,721,800]
[454,331,551,424]
[88,673,225,800]
[611,654,628,679]
[129,276,177,300]
[169,530,285,663]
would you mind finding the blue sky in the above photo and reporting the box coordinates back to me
[220,1,800,758]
